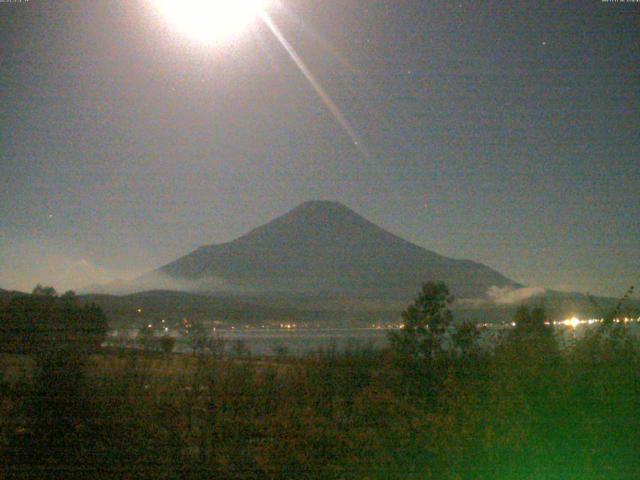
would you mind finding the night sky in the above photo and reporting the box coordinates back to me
[1,0,638,296]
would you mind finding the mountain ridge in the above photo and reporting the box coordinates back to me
[157,200,520,300]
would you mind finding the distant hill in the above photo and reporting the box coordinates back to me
[78,288,639,328]
[155,201,520,301]
[1,288,82,305]
[77,290,399,327]
[0,288,27,304]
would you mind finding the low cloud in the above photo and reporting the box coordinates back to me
[458,285,546,307]
[486,285,546,305]
[0,235,248,296]
[0,254,143,294]
[82,271,249,296]
[0,237,145,294]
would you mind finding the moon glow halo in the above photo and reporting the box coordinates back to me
[152,0,268,44]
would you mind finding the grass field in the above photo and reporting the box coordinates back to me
[2,325,640,480]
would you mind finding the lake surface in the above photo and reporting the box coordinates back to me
[111,321,640,356]
[180,322,640,356]
[212,328,391,356]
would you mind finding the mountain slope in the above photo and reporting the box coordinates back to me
[157,201,519,300]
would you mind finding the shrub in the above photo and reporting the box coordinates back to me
[160,335,176,354]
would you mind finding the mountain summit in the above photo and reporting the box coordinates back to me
[158,201,519,300]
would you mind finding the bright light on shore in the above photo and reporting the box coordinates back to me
[152,0,268,44]
[564,317,581,329]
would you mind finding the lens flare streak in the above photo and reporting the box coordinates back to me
[260,12,371,160]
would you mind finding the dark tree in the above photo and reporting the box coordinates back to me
[452,320,481,358]
[510,305,553,342]
[32,284,58,297]
[160,335,176,354]
[0,287,108,356]
[389,281,454,360]
[187,320,208,356]
[503,304,559,361]
[137,322,158,352]
[208,332,227,359]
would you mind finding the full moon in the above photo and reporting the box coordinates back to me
[152,0,268,44]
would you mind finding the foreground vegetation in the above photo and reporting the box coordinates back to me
[0,284,639,479]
